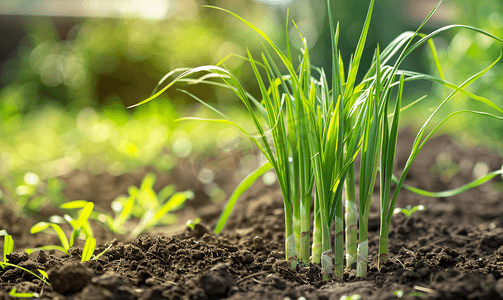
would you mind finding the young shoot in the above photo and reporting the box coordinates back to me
[61,173,193,239]
[0,234,51,287]
[186,218,201,230]
[28,201,94,255]
[393,205,425,219]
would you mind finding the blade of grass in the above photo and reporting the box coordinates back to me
[81,237,96,262]
[394,166,503,197]
[214,161,273,234]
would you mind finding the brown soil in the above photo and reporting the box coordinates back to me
[1,130,503,300]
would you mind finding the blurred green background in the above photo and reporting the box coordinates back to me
[0,0,502,213]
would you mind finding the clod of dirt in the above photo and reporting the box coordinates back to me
[92,272,130,291]
[48,261,93,294]
[198,263,237,298]
[5,251,29,265]
[124,244,145,260]
[186,223,211,239]
[73,284,114,300]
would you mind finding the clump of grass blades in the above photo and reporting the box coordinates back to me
[129,0,503,279]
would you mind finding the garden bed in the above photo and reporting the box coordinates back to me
[1,130,503,300]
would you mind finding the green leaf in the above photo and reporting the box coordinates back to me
[214,161,273,234]
[81,237,96,262]
[9,287,39,298]
[0,262,51,286]
[3,235,14,263]
[395,167,503,198]
[26,245,68,255]
[50,224,70,251]
[38,269,49,279]
[157,184,176,204]
[60,200,89,209]
[31,221,70,251]
[30,222,51,234]
[93,243,113,261]
[113,194,135,231]
[343,0,374,102]
[138,173,159,211]
[73,202,94,231]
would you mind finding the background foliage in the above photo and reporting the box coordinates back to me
[0,0,501,206]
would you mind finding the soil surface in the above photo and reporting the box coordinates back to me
[1,130,503,300]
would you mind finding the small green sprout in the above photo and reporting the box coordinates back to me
[62,173,193,239]
[393,290,424,298]
[186,218,201,230]
[393,205,425,218]
[0,263,51,287]
[61,199,132,235]
[393,290,404,297]
[129,188,194,239]
[409,292,424,297]
[28,202,94,255]
[340,294,361,300]
[0,234,51,287]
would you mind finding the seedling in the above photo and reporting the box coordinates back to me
[393,205,425,219]
[62,174,194,239]
[60,198,132,235]
[0,232,51,287]
[28,201,94,255]
[186,218,201,230]
[393,290,424,298]
[129,0,503,280]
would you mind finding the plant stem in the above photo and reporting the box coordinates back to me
[299,194,311,264]
[312,198,322,264]
[284,203,297,268]
[378,222,389,270]
[320,216,332,279]
[333,197,344,278]
[293,209,301,266]
[356,212,369,277]
[344,163,357,270]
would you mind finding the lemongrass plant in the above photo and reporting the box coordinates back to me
[129,0,503,279]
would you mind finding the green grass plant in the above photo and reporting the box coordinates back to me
[129,0,503,280]
[0,262,50,287]
[28,201,94,255]
[393,205,425,219]
[186,218,201,230]
[63,198,134,235]
[62,173,194,239]
[0,232,51,288]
